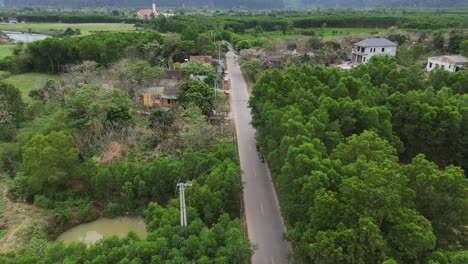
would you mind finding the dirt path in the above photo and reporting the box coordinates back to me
[0,175,51,253]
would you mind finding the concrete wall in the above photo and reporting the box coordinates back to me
[363,46,397,63]
[426,58,456,73]
[352,46,397,64]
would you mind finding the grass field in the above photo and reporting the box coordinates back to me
[2,73,61,103]
[0,23,136,35]
[0,45,14,59]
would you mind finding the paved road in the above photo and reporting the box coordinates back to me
[226,46,291,264]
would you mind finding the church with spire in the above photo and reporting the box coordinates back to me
[137,1,158,19]
[137,1,175,19]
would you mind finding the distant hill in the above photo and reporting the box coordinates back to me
[4,0,468,9]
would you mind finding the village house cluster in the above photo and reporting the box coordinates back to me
[350,37,467,72]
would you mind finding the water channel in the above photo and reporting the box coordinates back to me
[56,216,147,245]
[2,31,48,43]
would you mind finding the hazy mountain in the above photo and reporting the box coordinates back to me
[4,0,467,8]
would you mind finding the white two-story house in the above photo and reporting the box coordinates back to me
[351,38,398,64]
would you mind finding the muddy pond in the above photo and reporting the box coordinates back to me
[56,216,147,245]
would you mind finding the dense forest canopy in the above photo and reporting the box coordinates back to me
[5,0,468,8]
[249,56,468,263]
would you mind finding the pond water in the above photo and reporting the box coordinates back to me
[2,31,48,43]
[56,216,147,245]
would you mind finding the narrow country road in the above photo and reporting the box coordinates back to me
[226,45,291,263]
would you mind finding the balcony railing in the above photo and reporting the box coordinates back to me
[352,49,368,55]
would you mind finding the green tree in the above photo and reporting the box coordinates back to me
[447,30,465,53]
[196,34,213,55]
[404,155,468,248]
[66,85,132,127]
[240,58,265,81]
[180,60,215,78]
[432,33,445,50]
[178,80,215,116]
[411,43,424,62]
[0,82,24,142]
[22,131,80,193]
[460,39,468,57]
[253,25,263,37]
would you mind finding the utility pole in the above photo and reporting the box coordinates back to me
[177,182,192,227]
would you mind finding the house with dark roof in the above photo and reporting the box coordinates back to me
[351,38,398,64]
[426,55,468,73]
[163,69,181,80]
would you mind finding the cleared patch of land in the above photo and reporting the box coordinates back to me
[0,45,14,59]
[2,73,61,103]
[0,174,51,253]
[0,23,136,35]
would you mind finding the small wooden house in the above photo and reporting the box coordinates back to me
[143,79,180,108]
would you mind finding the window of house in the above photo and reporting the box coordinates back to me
[449,65,452,69]
[382,48,385,52]
[363,57,366,62]
[429,62,433,68]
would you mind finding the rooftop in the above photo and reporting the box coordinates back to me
[190,55,213,64]
[159,78,180,88]
[164,70,181,80]
[354,38,397,47]
[137,9,154,16]
[191,75,208,81]
[429,55,468,64]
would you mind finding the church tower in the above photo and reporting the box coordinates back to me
[152,1,158,16]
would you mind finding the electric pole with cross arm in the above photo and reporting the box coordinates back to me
[177,182,192,227]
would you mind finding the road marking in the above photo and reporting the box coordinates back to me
[260,202,264,216]
[271,256,275,264]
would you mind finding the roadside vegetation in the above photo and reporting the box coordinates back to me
[249,56,468,263]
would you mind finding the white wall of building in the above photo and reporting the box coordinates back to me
[352,46,397,64]
[426,58,456,73]
[363,46,396,63]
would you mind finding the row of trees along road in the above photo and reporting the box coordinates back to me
[249,56,468,263]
